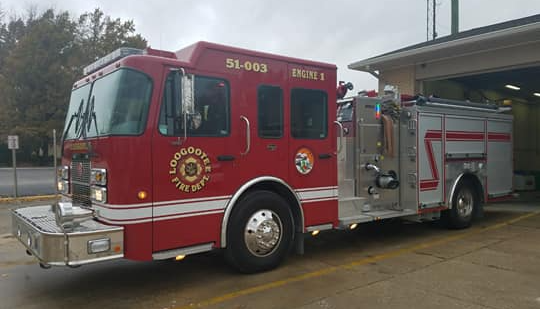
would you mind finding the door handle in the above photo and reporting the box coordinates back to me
[217,155,236,161]
[318,153,332,159]
[240,115,251,156]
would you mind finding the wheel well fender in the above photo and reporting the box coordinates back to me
[220,177,303,248]
[448,173,485,208]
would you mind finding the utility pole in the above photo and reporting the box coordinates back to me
[451,0,459,35]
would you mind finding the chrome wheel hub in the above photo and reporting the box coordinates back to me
[244,209,283,257]
[456,190,473,217]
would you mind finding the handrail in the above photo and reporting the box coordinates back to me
[240,115,251,155]
[334,121,344,154]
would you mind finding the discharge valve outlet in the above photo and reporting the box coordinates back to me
[365,163,400,190]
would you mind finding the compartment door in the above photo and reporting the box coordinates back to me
[418,113,444,207]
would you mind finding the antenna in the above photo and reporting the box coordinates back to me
[426,0,429,41]
[432,0,437,40]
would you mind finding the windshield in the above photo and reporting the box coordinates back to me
[63,68,153,140]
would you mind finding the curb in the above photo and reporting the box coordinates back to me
[0,195,58,203]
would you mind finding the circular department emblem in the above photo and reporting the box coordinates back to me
[295,147,314,175]
[169,147,212,193]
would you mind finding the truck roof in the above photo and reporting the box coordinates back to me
[176,41,337,70]
[73,41,336,88]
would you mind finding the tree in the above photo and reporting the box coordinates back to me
[77,8,147,65]
[0,7,148,165]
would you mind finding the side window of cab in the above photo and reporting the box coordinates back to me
[158,74,230,137]
[290,88,328,139]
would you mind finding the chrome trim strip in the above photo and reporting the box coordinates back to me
[152,242,214,260]
[47,254,124,267]
[448,174,466,208]
[306,223,333,232]
[220,176,303,248]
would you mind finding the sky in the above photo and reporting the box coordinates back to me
[1,0,539,90]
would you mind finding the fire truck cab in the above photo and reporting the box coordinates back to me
[12,42,513,273]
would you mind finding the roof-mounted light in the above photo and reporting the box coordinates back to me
[83,47,143,76]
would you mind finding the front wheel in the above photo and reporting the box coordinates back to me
[225,191,294,273]
[443,179,478,229]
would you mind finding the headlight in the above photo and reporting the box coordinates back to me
[57,165,69,180]
[90,186,107,203]
[57,180,69,194]
[88,238,111,254]
[91,168,107,186]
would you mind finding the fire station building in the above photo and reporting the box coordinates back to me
[349,14,540,190]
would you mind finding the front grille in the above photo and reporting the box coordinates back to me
[71,155,91,207]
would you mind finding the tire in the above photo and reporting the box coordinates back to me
[443,179,478,229]
[225,191,294,273]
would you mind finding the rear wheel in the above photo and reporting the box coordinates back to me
[444,179,478,229]
[225,191,293,273]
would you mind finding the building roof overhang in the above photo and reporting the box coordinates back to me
[349,14,540,73]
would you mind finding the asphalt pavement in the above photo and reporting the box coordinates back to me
[0,167,55,197]
[0,200,539,309]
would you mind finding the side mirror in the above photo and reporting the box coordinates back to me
[181,74,195,115]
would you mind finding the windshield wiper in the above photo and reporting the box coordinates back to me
[85,96,99,137]
[60,99,85,156]
[62,99,84,141]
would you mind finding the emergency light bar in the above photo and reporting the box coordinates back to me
[83,47,143,76]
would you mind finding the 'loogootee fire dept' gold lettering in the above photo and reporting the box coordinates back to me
[169,147,212,193]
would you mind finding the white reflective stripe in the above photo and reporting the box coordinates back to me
[98,210,224,225]
[92,195,232,209]
[297,188,338,201]
[153,199,229,217]
[153,195,232,206]
[296,186,338,192]
[301,197,338,204]
[94,205,152,221]
[99,217,153,225]
[93,202,153,208]
[153,210,224,222]
[94,197,229,222]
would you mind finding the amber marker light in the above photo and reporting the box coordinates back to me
[349,223,358,230]
[175,255,186,261]
[311,230,320,237]
[137,191,148,200]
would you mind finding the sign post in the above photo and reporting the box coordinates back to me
[53,129,58,197]
[7,135,19,198]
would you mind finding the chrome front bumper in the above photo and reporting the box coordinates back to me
[12,205,124,267]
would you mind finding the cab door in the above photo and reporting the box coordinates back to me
[151,69,234,252]
[287,80,338,228]
[239,84,289,180]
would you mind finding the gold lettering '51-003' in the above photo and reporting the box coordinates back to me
[226,58,268,73]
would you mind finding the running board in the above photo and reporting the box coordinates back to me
[338,209,417,229]
[152,242,214,260]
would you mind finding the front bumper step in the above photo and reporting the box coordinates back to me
[12,205,124,266]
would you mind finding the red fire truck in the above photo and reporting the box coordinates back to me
[12,42,513,273]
